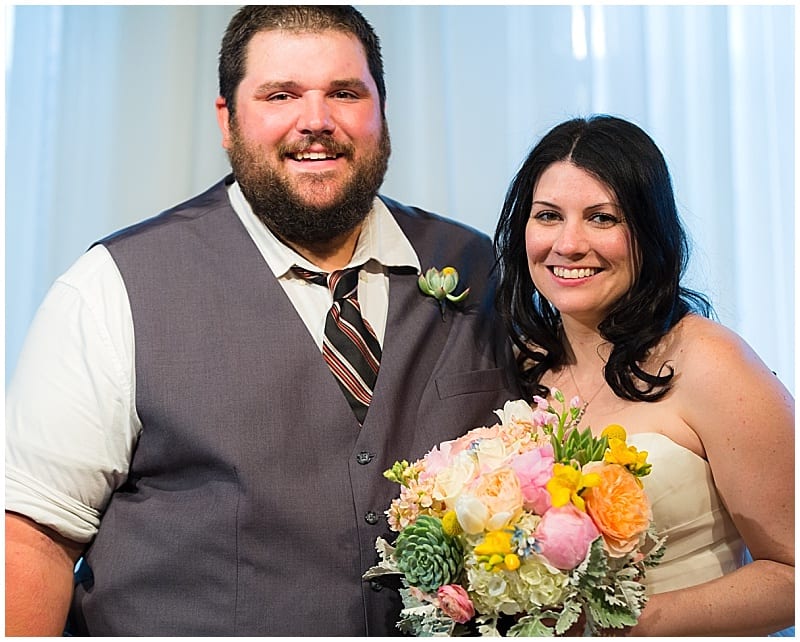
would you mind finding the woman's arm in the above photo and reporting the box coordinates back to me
[633,317,794,635]
[634,562,793,636]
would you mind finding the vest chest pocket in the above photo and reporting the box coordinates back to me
[434,368,510,399]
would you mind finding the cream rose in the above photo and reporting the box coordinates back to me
[432,451,480,508]
[455,467,523,534]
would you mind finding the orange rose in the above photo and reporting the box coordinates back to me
[583,462,651,557]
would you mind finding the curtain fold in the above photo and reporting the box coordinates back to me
[5,5,794,394]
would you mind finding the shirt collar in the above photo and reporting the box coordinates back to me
[227,180,420,277]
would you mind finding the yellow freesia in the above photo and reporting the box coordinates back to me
[473,530,520,572]
[604,438,651,477]
[473,529,514,556]
[546,463,601,512]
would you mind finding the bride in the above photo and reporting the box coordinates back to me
[493,115,794,635]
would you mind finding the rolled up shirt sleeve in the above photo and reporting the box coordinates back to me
[5,245,141,544]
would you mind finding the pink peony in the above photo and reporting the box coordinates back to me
[509,444,555,515]
[535,504,600,570]
[436,584,475,624]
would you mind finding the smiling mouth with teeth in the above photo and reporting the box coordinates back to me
[552,266,599,279]
[291,151,343,161]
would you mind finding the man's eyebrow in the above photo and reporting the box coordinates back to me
[252,78,371,96]
[329,78,371,93]
[253,80,301,96]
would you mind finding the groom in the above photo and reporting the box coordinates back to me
[5,5,521,635]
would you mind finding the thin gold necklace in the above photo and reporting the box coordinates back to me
[567,364,605,409]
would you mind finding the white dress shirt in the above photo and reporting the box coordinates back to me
[5,181,420,543]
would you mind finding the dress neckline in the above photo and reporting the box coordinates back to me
[626,431,707,462]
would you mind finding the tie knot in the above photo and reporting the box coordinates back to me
[328,268,359,302]
[292,265,360,302]
[290,264,377,425]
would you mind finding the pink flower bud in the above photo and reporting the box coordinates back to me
[436,584,475,624]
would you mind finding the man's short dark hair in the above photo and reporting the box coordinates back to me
[218,5,386,119]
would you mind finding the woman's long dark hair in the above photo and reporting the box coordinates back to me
[494,115,713,401]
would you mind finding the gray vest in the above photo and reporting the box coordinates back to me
[70,177,521,635]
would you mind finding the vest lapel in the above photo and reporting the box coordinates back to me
[361,267,452,431]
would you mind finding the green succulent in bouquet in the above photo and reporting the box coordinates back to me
[394,515,464,593]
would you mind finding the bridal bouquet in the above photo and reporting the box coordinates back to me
[364,390,666,636]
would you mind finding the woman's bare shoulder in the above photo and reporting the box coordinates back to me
[668,314,792,421]
[658,314,792,422]
[667,314,766,374]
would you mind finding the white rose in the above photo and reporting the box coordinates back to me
[493,399,534,426]
[473,437,509,471]
[432,451,479,508]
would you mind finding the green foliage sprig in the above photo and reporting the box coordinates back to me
[538,388,609,466]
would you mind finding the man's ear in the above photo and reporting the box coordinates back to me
[215,96,232,149]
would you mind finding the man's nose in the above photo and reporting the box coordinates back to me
[296,94,335,135]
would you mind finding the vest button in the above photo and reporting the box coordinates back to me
[370,580,383,592]
[364,511,379,525]
[356,451,373,465]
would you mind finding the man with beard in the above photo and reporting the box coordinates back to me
[5,6,521,636]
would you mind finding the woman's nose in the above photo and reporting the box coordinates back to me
[553,220,590,256]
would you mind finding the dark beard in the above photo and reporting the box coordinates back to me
[228,122,391,247]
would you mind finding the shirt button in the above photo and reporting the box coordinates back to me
[356,451,373,465]
[364,511,379,525]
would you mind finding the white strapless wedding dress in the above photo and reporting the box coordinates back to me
[627,433,746,595]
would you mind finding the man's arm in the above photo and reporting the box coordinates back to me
[5,511,84,636]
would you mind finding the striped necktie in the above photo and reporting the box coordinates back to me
[292,266,381,424]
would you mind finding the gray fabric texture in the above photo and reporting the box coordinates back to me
[69,176,521,635]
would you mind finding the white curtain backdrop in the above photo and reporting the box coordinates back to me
[5,4,795,395]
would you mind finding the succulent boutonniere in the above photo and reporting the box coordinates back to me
[418,266,470,319]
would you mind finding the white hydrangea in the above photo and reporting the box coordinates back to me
[465,555,569,617]
[466,562,523,616]
[515,555,569,610]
